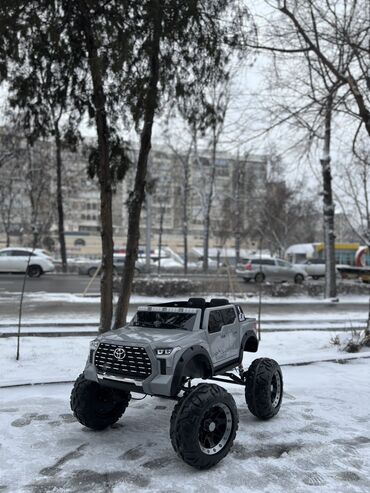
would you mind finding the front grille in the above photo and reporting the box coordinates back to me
[95,343,152,381]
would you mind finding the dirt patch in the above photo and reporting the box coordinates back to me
[118,445,146,461]
[333,436,370,446]
[231,441,303,460]
[11,413,50,427]
[302,472,326,486]
[11,417,31,427]
[31,469,149,493]
[336,471,361,482]
[59,414,76,423]
[142,456,174,470]
[39,444,87,477]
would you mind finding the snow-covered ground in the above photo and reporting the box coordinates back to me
[0,357,369,492]
[1,331,369,386]
[1,325,370,492]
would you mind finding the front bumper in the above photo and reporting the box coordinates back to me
[84,341,180,397]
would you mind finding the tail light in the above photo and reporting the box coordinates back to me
[245,262,252,271]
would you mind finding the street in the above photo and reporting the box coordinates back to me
[0,273,100,294]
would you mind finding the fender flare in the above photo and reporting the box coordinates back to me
[170,346,213,396]
[241,330,259,354]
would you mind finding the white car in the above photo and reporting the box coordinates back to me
[236,256,307,283]
[0,247,55,278]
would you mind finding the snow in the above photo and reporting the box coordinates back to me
[0,350,369,492]
[1,330,369,387]
[285,243,316,256]
[1,292,370,493]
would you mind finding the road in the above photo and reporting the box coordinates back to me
[0,273,100,294]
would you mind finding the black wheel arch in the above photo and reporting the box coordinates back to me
[170,346,214,396]
[241,330,259,353]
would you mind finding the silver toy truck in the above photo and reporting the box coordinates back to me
[71,298,283,469]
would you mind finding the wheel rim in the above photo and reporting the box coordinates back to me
[271,370,282,408]
[198,403,233,455]
[29,266,39,277]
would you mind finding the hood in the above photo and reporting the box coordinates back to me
[101,325,193,345]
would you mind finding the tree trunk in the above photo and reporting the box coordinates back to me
[157,207,164,274]
[203,126,217,272]
[114,1,162,328]
[234,155,243,265]
[80,4,114,332]
[320,93,337,298]
[183,160,190,275]
[54,122,67,272]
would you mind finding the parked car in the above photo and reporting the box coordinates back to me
[0,247,55,278]
[297,258,326,279]
[297,259,344,280]
[79,254,145,277]
[236,256,307,284]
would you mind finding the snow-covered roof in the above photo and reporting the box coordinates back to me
[285,243,316,255]
[191,247,252,258]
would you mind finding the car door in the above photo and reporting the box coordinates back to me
[11,250,30,272]
[263,259,279,280]
[0,251,13,272]
[276,259,292,281]
[206,309,229,365]
[219,307,240,361]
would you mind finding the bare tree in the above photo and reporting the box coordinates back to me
[335,137,370,244]
[163,124,194,274]
[0,129,23,246]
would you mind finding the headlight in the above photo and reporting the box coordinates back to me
[156,348,174,356]
[90,339,100,350]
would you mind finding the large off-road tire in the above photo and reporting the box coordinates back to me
[70,374,131,430]
[27,265,43,278]
[170,383,238,469]
[245,358,283,420]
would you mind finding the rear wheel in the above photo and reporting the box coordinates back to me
[170,383,238,469]
[245,358,283,420]
[294,273,304,284]
[88,267,98,277]
[70,374,131,430]
[27,265,43,278]
[255,272,265,283]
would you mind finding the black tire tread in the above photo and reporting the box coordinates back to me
[170,383,238,469]
[255,272,265,283]
[245,358,283,420]
[70,374,130,430]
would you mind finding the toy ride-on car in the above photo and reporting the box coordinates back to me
[71,298,283,469]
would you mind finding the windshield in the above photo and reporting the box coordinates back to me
[131,310,196,331]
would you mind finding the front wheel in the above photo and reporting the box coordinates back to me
[70,374,131,430]
[245,358,283,420]
[170,383,238,469]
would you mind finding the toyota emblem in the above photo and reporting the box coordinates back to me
[113,347,126,360]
